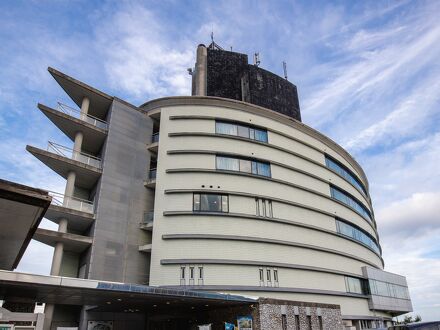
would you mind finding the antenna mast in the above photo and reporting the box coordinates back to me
[254,53,260,67]
[283,61,288,80]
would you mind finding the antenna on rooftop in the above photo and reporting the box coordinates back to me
[254,53,260,67]
[283,61,288,80]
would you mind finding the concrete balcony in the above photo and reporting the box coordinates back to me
[147,133,159,154]
[139,211,154,231]
[144,169,156,189]
[26,143,102,190]
[33,228,92,253]
[44,191,95,232]
[38,103,107,154]
[138,244,152,253]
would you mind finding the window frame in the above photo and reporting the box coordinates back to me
[216,155,271,178]
[193,193,229,213]
[215,120,268,143]
[325,154,367,196]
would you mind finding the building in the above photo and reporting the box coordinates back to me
[20,43,412,329]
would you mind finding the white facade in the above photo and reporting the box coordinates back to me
[142,96,409,323]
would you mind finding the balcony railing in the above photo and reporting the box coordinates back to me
[48,191,94,214]
[57,102,108,130]
[148,168,157,180]
[151,133,159,143]
[47,142,102,169]
[141,211,154,225]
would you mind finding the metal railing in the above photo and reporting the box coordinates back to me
[148,168,157,180]
[57,102,108,130]
[48,191,94,214]
[151,133,159,143]
[47,141,102,169]
[141,211,154,225]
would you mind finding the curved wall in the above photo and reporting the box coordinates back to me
[146,97,385,319]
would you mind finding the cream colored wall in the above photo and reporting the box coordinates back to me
[162,104,367,187]
[149,103,385,320]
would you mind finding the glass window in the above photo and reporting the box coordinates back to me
[239,159,252,173]
[274,269,278,282]
[259,268,264,282]
[216,156,239,171]
[193,194,228,212]
[193,194,201,211]
[266,269,271,282]
[237,125,250,138]
[216,156,271,177]
[215,121,268,143]
[325,155,367,195]
[331,186,372,222]
[199,267,204,279]
[216,122,237,135]
[345,277,366,294]
[336,220,380,254]
[180,266,185,279]
[255,129,268,142]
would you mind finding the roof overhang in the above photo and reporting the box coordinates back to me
[0,180,51,270]
[0,270,255,314]
[48,67,113,119]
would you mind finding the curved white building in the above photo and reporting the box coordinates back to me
[143,96,411,328]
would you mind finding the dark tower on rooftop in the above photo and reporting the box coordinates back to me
[191,42,301,121]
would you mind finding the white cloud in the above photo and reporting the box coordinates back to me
[94,4,193,101]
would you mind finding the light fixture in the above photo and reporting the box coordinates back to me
[166,301,170,305]
[106,302,111,305]
[153,304,157,307]
[117,298,122,302]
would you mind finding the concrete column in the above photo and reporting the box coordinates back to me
[64,171,76,199]
[43,304,54,330]
[80,96,90,115]
[195,45,207,96]
[72,131,83,162]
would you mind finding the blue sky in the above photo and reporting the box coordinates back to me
[1,0,439,321]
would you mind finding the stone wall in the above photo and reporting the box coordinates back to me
[258,298,343,330]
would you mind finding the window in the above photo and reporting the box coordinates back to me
[216,156,271,177]
[256,198,273,218]
[330,186,372,222]
[318,316,323,330]
[193,194,229,213]
[281,315,287,330]
[215,121,268,142]
[199,266,204,279]
[325,155,367,195]
[369,279,410,300]
[336,220,380,254]
[189,266,195,285]
[273,269,279,287]
[345,276,368,295]
[259,268,264,285]
[180,266,186,285]
[295,315,300,330]
[266,269,272,284]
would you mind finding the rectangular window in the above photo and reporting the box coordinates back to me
[256,198,260,216]
[330,186,372,222]
[274,269,278,282]
[198,266,204,279]
[189,267,194,279]
[193,194,229,213]
[259,268,264,283]
[295,315,300,330]
[268,200,273,218]
[215,121,268,143]
[281,315,287,330]
[345,276,368,295]
[215,122,237,135]
[180,266,186,279]
[266,269,271,282]
[216,156,239,171]
[217,156,271,177]
[237,125,250,138]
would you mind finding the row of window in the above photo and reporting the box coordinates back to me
[180,265,204,286]
[336,220,380,254]
[215,121,268,143]
[330,186,372,222]
[325,155,367,195]
[369,279,410,300]
[256,198,273,218]
[216,155,271,177]
[259,267,279,287]
[345,276,410,300]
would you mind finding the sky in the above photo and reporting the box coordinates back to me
[0,0,439,321]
